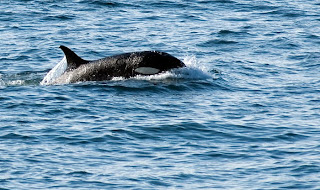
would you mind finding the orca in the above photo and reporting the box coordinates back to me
[49,45,185,84]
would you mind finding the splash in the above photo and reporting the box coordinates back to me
[0,74,5,88]
[40,56,67,85]
[1,71,44,87]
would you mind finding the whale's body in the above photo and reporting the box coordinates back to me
[50,46,185,84]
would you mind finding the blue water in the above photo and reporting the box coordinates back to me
[1,0,320,189]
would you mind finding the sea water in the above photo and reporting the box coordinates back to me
[0,0,320,189]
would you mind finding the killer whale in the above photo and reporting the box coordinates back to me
[48,45,185,84]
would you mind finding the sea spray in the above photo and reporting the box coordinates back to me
[40,56,67,85]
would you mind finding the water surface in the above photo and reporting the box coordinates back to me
[1,0,320,189]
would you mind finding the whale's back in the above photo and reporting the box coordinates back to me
[52,46,185,84]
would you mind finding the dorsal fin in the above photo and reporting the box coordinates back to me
[59,45,89,71]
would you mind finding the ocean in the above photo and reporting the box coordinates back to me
[1,0,320,189]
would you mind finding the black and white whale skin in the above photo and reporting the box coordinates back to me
[52,45,185,84]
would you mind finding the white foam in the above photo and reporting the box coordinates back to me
[8,80,25,86]
[0,74,5,88]
[40,56,67,85]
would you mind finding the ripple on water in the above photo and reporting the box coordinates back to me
[198,39,239,47]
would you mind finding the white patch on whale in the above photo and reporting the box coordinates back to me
[135,67,160,75]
